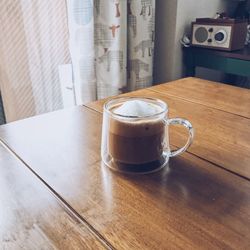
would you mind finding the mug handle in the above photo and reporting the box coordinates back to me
[164,118,194,157]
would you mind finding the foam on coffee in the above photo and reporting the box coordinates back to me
[113,100,162,117]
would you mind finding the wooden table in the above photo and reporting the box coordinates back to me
[185,47,250,77]
[0,77,250,249]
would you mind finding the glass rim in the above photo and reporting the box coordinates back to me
[104,96,168,119]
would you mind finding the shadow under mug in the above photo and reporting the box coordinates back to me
[101,97,194,174]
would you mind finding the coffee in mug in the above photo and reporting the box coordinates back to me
[101,97,194,174]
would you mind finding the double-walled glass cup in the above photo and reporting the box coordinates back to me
[101,97,194,174]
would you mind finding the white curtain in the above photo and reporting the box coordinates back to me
[67,0,155,104]
[0,0,70,122]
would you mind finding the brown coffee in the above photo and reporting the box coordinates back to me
[108,116,165,171]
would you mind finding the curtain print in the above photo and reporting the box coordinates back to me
[128,0,155,91]
[67,0,155,104]
[73,0,93,25]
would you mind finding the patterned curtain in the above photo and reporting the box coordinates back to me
[67,0,155,104]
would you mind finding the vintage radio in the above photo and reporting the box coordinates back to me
[191,18,247,51]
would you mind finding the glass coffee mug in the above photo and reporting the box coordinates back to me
[101,97,194,174]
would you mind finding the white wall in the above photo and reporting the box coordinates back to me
[154,0,178,83]
[154,0,237,83]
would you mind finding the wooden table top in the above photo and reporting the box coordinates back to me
[0,77,250,249]
[0,144,107,249]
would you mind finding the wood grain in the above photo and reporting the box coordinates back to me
[0,106,249,249]
[86,87,250,179]
[149,77,250,119]
[0,143,107,249]
[87,77,250,118]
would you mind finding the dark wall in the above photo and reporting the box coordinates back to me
[0,93,6,125]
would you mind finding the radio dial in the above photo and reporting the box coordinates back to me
[215,32,224,41]
[214,29,227,44]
